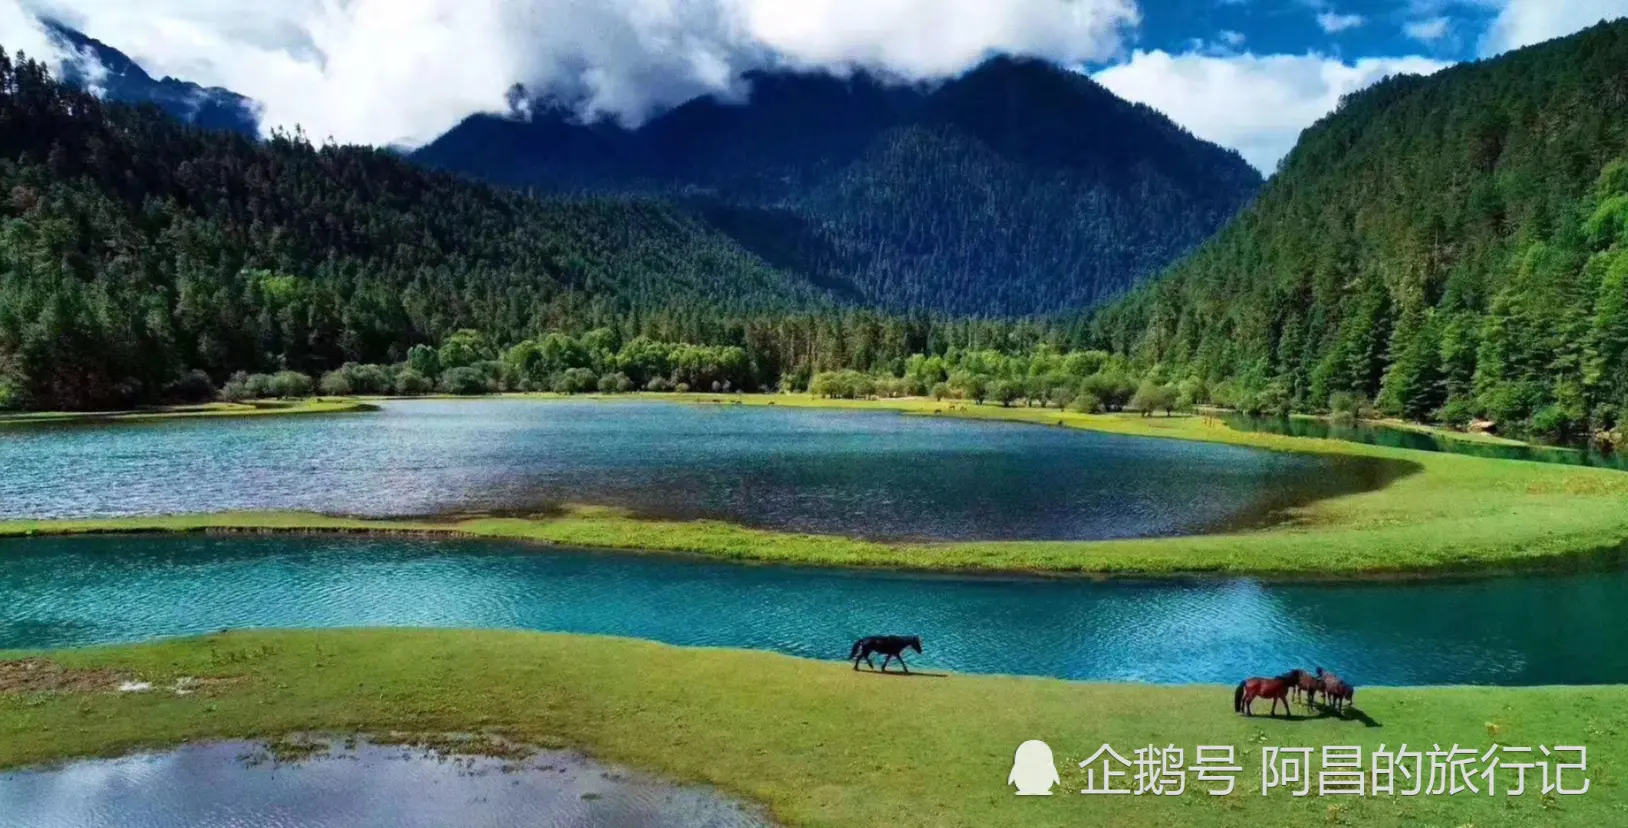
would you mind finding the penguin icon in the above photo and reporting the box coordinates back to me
[1008,740,1061,795]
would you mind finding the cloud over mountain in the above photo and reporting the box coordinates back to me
[3,0,1138,147]
[1094,50,1450,172]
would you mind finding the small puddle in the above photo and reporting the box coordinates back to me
[0,737,771,828]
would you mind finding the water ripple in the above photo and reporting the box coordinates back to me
[0,536,1614,687]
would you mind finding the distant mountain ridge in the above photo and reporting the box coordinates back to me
[416,57,1263,316]
[42,21,259,136]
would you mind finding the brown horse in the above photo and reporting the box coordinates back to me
[1234,673,1295,717]
[1292,668,1319,705]
[1315,666,1355,713]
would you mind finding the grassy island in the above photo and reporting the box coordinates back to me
[1,629,1622,828]
[4,395,1627,579]
[0,398,376,426]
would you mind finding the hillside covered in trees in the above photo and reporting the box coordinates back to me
[415,57,1262,316]
[1090,21,1628,443]
[0,47,875,410]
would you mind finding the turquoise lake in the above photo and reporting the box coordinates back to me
[0,400,1404,541]
[1,535,1623,687]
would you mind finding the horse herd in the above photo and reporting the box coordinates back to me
[845,635,1359,721]
[1234,666,1355,717]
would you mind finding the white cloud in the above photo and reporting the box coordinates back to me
[1218,30,1246,48]
[736,0,1139,77]
[1,0,1139,148]
[1094,50,1450,173]
[1480,0,1628,56]
[1404,16,1451,42]
[1316,11,1365,33]
[0,0,56,65]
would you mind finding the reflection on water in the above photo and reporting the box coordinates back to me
[0,400,1405,541]
[1223,414,1627,471]
[3,536,1626,687]
[0,739,768,828]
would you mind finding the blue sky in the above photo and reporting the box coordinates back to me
[1128,0,1498,62]
[1090,0,1627,170]
[3,0,1625,173]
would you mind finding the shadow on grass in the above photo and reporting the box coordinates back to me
[1240,703,1382,728]
[853,667,950,679]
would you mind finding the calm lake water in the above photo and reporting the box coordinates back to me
[0,400,1405,541]
[2,535,1623,687]
[0,739,767,828]
[1223,413,1628,471]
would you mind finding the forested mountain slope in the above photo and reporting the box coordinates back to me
[42,22,259,136]
[1090,20,1628,441]
[0,49,840,410]
[415,57,1262,316]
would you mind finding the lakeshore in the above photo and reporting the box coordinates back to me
[3,395,1626,579]
[0,629,1620,828]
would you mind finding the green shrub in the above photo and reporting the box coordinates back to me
[552,367,599,394]
[1131,381,1178,416]
[394,369,433,395]
[318,370,353,396]
[438,366,490,396]
[597,372,633,393]
[1068,391,1104,414]
[1437,398,1474,430]
[987,379,1020,407]
[162,370,217,403]
[1328,391,1361,423]
[268,371,313,398]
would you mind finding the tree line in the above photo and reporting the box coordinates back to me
[213,325,1201,423]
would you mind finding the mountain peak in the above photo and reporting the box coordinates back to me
[415,57,1262,316]
[40,20,260,137]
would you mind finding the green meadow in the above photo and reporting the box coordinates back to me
[0,398,374,426]
[1,629,1622,828]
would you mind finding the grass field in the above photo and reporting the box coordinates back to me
[5,395,1627,579]
[0,398,375,425]
[0,629,1621,827]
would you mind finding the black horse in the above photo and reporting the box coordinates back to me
[850,635,922,673]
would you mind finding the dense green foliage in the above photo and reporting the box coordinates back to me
[211,325,1190,418]
[1091,21,1628,443]
[0,47,1163,412]
[416,57,1261,316]
[4,48,1051,410]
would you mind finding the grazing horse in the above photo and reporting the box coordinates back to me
[1277,668,1318,705]
[1315,666,1355,713]
[850,635,923,673]
[1234,673,1295,717]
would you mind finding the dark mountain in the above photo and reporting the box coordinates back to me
[0,48,844,411]
[1090,20,1628,441]
[42,20,259,136]
[415,57,1263,316]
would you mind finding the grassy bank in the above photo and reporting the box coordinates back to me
[7,395,1628,578]
[0,629,1621,827]
[0,398,375,425]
